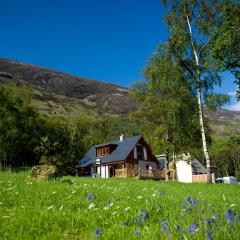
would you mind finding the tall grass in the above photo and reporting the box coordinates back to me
[0,171,239,239]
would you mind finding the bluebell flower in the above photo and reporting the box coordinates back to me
[87,193,95,201]
[135,229,141,236]
[139,210,149,218]
[94,228,102,237]
[185,197,197,206]
[141,220,145,226]
[237,217,240,222]
[225,209,236,224]
[206,233,213,240]
[187,223,198,233]
[161,225,167,232]
[134,218,139,223]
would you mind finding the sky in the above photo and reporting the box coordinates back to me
[0,0,239,110]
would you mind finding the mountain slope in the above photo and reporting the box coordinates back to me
[0,58,137,116]
[0,57,239,137]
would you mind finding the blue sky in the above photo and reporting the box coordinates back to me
[0,0,238,110]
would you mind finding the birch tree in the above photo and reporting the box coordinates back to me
[162,0,229,182]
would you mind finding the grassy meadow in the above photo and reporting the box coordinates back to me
[0,171,240,240]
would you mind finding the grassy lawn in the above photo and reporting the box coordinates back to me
[0,171,239,240]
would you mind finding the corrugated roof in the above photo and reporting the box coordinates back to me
[76,135,142,168]
[191,158,207,174]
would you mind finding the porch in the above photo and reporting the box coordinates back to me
[115,168,165,180]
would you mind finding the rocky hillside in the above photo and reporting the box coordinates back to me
[0,57,239,137]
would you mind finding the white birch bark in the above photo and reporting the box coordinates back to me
[186,14,212,183]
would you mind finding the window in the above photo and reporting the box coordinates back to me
[136,145,144,160]
[96,147,110,157]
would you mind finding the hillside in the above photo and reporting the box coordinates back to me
[0,58,137,116]
[0,57,239,137]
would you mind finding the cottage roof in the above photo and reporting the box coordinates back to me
[191,158,207,174]
[76,135,142,168]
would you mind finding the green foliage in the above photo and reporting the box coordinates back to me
[205,93,230,110]
[211,1,240,100]
[131,48,203,155]
[0,85,141,169]
[1,172,240,239]
[0,85,42,168]
[210,136,240,178]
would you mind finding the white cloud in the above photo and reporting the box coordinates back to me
[228,91,236,97]
[227,102,240,111]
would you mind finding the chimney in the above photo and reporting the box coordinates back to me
[120,134,124,142]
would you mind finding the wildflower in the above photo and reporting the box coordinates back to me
[206,233,213,240]
[141,220,145,226]
[135,229,141,236]
[185,197,197,206]
[134,218,139,223]
[87,193,95,201]
[187,223,198,233]
[88,203,95,209]
[225,209,236,223]
[94,228,102,237]
[211,214,219,219]
[161,225,167,232]
[237,217,240,222]
[139,210,149,218]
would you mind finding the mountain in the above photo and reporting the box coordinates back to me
[205,108,240,138]
[0,58,137,116]
[0,57,239,137]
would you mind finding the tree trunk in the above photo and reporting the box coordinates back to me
[186,14,212,183]
[197,86,212,182]
[165,147,169,181]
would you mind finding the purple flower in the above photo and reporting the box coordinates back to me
[87,193,95,201]
[134,218,139,223]
[185,197,197,206]
[187,223,198,233]
[141,220,145,226]
[206,233,213,240]
[135,229,141,236]
[139,210,149,218]
[161,225,167,232]
[225,209,236,224]
[237,217,240,222]
[94,228,102,237]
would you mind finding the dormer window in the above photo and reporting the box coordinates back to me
[96,144,117,157]
[97,147,110,157]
